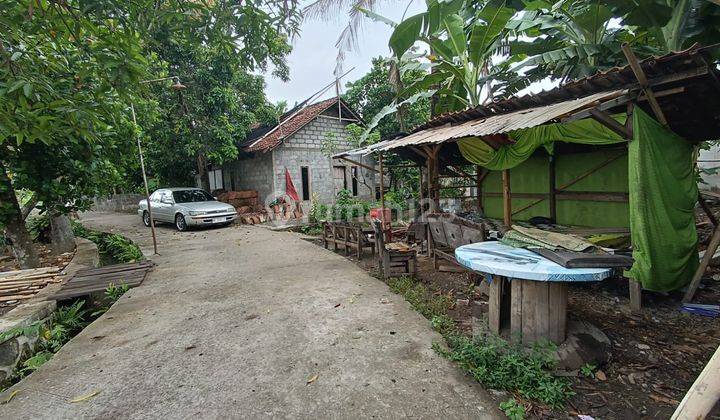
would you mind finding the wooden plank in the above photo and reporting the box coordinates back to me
[699,193,718,227]
[442,222,464,249]
[521,280,536,345]
[671,344,720,420]
[534,281,550,342]
[682,221,720,303]
[488,276,503,335]
[510,279,523,343]
[589,108,631,139]
[0,267,60,278]
[0,294,34,302]
[548,282,567,344]
[66,270,146,284]
[621,43,668,126]
[556,191,628,202]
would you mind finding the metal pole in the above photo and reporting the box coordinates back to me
[131,104,158,255]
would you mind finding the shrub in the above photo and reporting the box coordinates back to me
[72,221,143,263]
[436,334,573,408]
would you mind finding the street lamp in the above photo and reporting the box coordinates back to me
[132,76,187,255]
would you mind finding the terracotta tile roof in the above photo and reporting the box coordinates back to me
[243,97,355,153]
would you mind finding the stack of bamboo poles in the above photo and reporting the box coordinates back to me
[0,267,62,303]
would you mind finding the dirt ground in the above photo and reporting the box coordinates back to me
[299,226,720,419]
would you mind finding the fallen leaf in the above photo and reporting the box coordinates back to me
[69,390,101,403]
[306,374,319,385]
[2,390,19,404]
[595,371,607,381]
[185,345,196,350]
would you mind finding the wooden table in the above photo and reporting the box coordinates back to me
[455,242,612,345]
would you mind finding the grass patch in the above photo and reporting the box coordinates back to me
[386,276,573,412]
[72,221,143,263]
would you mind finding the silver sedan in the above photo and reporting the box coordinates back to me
[138,188,237,231]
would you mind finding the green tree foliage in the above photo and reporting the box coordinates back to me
[139,0,301,189]
[0,1,152,267]
[508,0,720,82]
[0,0,301,267]
[344,57,430,137]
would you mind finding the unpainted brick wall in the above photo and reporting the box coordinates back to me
[223,151,275,205]
[272,115,375,205]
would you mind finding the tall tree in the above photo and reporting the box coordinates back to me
[141,0,301,191]
[0,0,150,266]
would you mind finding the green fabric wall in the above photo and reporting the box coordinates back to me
[481,149,629,228]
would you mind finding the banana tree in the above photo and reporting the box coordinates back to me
[390,0,519,112]
[508,0,720,83]
[359,0,520,138]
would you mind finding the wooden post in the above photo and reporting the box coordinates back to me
[476,165,483,213]
[684,224,720,303]
[502,169,511,227]
[379,153,386,229]
[488,276,504,335]
[621,43,668,126]
[426,148,440,212]
[629,279,642,312]
[418,165,425,215]
[548,156,556,223]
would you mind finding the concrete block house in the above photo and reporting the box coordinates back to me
[215,97,376,209]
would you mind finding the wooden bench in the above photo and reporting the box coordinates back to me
[372,220,417,279]
[322,221,375,260]
[426,213,485,271]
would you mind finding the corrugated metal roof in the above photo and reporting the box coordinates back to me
[335,89,625,157]
[414,43,717,132]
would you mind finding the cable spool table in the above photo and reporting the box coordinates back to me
[455,241,613,345]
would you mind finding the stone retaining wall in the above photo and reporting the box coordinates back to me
[92,194,145,213]
[0,238,99,384]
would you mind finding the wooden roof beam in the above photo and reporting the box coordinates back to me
[622,43,668,126]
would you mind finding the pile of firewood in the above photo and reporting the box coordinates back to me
[0,266,62,304]
[216,190,269,224]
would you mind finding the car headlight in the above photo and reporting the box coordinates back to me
[189,210,204,216]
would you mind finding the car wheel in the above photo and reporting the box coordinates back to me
[175,213,188,231]
[142,211,151,227]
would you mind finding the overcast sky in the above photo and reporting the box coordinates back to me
[264,1,425,106]
[264,1,556,106]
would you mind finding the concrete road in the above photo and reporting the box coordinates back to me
[0,212,500,419]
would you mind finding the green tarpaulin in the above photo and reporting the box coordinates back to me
[457,117,626,170]
[626,109,698,292]
[456,108,698,292]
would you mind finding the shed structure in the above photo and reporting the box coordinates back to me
[336,44,720,304]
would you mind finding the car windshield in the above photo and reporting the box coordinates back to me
[172,190,215,203]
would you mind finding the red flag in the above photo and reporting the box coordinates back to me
[285,168,300,201]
